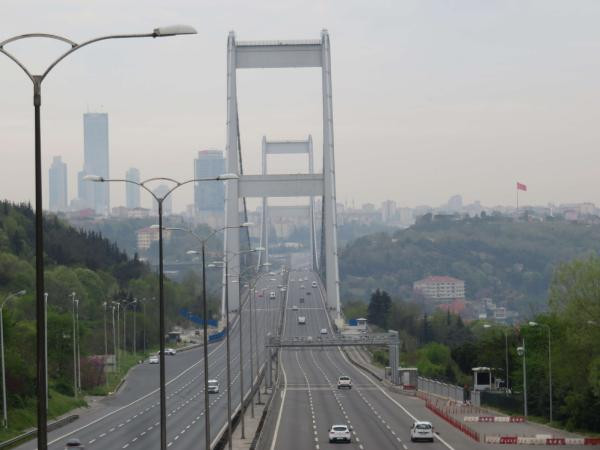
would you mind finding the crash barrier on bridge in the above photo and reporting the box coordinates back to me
[179,307,219,327]
[465,415,525,423]
[418,377,465,403]
[0,414,79,449]
[484,435,600,445]
[424,398,480,442]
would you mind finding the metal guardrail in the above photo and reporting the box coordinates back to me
[266,334,400,348]
[0,414,78,449]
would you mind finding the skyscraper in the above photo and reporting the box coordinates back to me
[194,150,225,212]
[125,167,141,209]
[78,113,109,214]
[49,156,67,212]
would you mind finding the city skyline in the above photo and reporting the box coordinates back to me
[3,1,600,212]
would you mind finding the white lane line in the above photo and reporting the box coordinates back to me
[269,274,291,450]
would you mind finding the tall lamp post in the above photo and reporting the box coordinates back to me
[0,290,26,428]
[111,301,121,373]
[0,25,196,447]
[529,321,553,422]
[86,173,237,450]
[167,222,252,450]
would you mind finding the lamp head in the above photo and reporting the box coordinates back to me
[153,25,197,37]
[528,321,538,327]
[241,222,253,227]
[186,250,200,255]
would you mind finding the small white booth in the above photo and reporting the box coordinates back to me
[472,367,492,391]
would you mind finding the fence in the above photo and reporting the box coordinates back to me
[418,377,465,403]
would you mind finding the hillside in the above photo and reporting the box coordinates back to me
[339,214,600,315]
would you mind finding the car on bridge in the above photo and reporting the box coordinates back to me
[312,281,317,288]
[298,316,306,324]
[65,438,84,449]
[337,376,352,389]
[410,421,434,442]
[208,379,219,393]
[148,355,159,364]
[320,328,328,334]
[292,305,298,311]
[269,291,276,299]
[328,424,351,443]
[165,348,177,355]
[300,284,305,289]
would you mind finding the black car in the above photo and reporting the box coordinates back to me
[65,438,84,449]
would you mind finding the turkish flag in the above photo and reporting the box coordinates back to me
[517,182,527,191]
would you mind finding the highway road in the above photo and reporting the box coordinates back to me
[266,269,581,450]
[17,272,285,450]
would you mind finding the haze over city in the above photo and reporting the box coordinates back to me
[3,0,600,213]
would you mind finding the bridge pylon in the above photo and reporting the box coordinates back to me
[224,30,341,319]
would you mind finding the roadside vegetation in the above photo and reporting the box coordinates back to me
[340,213,600,315]
[0,201,223,441]
[344,256,600,433]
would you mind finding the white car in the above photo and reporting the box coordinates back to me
[208,379,219,394]
[337,375,352,389]
[410,421,434,442]
[149,355,159,364]
[292,305,298,311]
[320,328,328,335]
[269,291,276,299]
[300,284,305,289]
[312,281,317,288]
[165,348,177,355]
[328,424,351,443]
[298,316,306,324]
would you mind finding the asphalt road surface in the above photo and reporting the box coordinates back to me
[265,269,585,450]
[18,272,285,450]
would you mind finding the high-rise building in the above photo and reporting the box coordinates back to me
[49,156,68,212]
[152,184,172,216]
[78,113,109,214]
[194,150,225,212]
[125,167,141,209]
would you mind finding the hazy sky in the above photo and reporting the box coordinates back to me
[2,0,600,212]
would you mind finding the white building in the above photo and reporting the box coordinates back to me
[413,276,465,300]
[136,227,171,252]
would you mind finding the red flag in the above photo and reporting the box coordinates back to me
[517,182,527,191]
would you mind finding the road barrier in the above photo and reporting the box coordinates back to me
[464,415,525,423]
[424,398,480,442]
[418,377,465,403]
[483,435,600,445]
[0,414,78,449]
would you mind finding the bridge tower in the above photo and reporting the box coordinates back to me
[259,136,319,272]
[223,30,341,318]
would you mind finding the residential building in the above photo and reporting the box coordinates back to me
[125,167,141,209]
[136,226,172,252]
[78,113,109,214]
[413,276,465,300]
[381,200,397,223]
[48,156,68,212]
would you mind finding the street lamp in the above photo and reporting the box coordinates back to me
[207,245,262,448]
[170,222,252,450]
[71,293,81,395]
[529,321,553,422]
[87,174,237,450]
[0,26,196,447]
[111,301,121,373]
[483,323,510,391]
[0,290,26,428]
